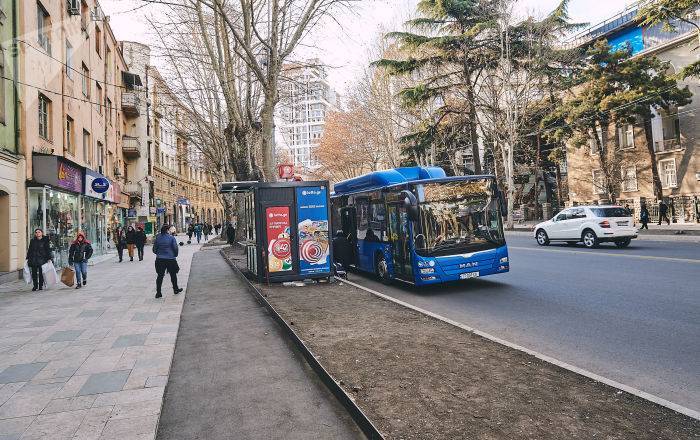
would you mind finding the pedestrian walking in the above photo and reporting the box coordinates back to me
[194,222,203,244]
[658,200,670,225]
[640,203,650,230]
[135,226,147,261]
[214,224,221,236]
[68,232,93,289]
[226,222,236,245]
[153,224,183,299]
[203,223,211,241]
[126,225,137,261]
[187,224,194,243]
[26,228,53,291]
[114,225,127,262]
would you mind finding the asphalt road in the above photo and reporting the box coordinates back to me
[348,234,700,413]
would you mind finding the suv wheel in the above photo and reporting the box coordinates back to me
[615,238,632,248]
[582,230,599,248]
[375,254,391,285]
[536,229,550,246]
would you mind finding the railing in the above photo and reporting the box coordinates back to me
[124,183,142,197]
[122,136,141,158]
[121,92,140,117]
[654,138,682,153]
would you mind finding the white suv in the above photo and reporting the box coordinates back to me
[534,206,638,248]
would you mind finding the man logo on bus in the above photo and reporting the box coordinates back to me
[271,238,291,260]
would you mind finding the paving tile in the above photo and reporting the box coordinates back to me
[111,334,147,349]
[71,406,113,440]
[55,375,91,399]
[144,375,167,388]
[42,395,97,414]
[74,349,126,376]
[91,387,164,407]
[0,383,63,419]
[29,319,62,328]
[20,409,88,439]
[0,382,26,406]
[44,331,84,343]
[77,310,106,319]
[77,371,131,396]
[0,363,48,384]
[97,414,158,440]
[110,399,161,420]
[0,416,34,440]
[131,312,158,322]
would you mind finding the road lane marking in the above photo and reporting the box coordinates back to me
[340,277,700,421]
[509,246,700,264]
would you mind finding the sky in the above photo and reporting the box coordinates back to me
[100,0,632,94]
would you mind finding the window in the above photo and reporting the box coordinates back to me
[0,48,5,125]
[568,208,587,219]
[590,207,631,218]
[95,25,101,55]
[659,159,677,189]
[65,40,73,79]
[82,129,91,164]
[620,166,638,192]
[37,2,51,54]
[592,169,606,195]
[96,141,104,172]
[95,82,103,114]
[106,98,112,125]
[105,46,112,82]
[589,126,604,154]
[38,94,51,140]
[81,63,90,98]
[66,116,74,154]
[617,124,634,149]
[80,0,88,30]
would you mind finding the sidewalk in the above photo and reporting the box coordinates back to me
[0,235,198,440]
[156,247,362,440]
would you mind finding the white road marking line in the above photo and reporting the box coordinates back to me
[509,246,700,264]
[340,277,700,421]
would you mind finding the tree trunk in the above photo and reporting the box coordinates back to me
[260,97,277,181]
[555,163,563,211]
[643,118,664,200]
[465,83,482,174]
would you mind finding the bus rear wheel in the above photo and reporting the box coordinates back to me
[376,254,391,285]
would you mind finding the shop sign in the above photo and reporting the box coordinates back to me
[149,206,157,215]
[177,197,190,206]
[295,187,330,275]
[127,208,137,218]
[266,206,292,273]
[137,207,150,217]
[156,207,166,215]
[56,160,83,193]
[84,169,113,201]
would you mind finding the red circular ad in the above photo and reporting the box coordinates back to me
[271,238,291,260]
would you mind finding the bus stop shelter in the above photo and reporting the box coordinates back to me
[219,180,333,283]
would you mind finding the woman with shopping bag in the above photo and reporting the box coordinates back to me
[26,228,53,291]
[68,232,93,289]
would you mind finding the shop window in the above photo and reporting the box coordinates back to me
[66,116,74,155]
[37,2,51,54]
[659,159,677,189]
[38,93,51,140]
[621,166,637,192]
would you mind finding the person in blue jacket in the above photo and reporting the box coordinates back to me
[152,224,183,298]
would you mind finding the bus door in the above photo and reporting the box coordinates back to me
[387,204,413,281]
[340,206,357,265]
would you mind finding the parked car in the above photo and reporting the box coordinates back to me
[534,206,638,248]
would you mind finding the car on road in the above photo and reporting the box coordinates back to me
[534,206,638,248]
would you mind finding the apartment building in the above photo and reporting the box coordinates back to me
[565,4,700,223]
[20,0,141,268]
[276,60,337,171]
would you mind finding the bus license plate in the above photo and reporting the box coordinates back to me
[460,271,480,280]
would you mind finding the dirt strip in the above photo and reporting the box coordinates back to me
[222,248,699,440]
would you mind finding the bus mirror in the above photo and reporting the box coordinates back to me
[401,190,420,221]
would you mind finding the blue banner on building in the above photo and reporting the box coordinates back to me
[296,186,330,275]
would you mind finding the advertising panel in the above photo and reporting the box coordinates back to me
[266,206,292,273]
[56,159,83,193]
[84,169,113,201]
[296,187,330,275]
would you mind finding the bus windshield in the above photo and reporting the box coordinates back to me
[414,179,505,256]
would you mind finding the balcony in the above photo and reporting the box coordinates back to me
[122,136,141,158]
[124,183,142,199]
[121,92,140,117]
[654,138,683,153]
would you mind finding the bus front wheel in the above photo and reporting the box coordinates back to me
[376,254,392,285]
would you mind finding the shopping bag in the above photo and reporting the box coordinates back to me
[23,261,31,284]
[61,266,75,287]
[41,261,58,287]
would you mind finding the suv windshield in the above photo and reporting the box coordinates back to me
[590,207,630,217]
[414,179,505,256]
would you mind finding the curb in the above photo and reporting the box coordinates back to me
[219,249,384,440]
[340,278,700,422]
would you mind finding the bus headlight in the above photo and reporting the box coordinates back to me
[420,268,435,274]
[499,257,508,263]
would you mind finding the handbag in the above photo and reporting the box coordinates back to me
[41,261,58,287]
[23,261,31,284]
[61,266,75,287]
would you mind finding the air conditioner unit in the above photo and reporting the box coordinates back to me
[67,0,80,15]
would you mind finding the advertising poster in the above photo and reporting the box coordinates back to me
[266,206,293,273]
[296,187,330,275]
[56,160,83,193]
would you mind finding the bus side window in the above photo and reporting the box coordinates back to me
[356,199,369,240]
[370,202,386,242]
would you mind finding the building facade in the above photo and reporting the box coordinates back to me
[276,60,337,172]
[565,5,700,223]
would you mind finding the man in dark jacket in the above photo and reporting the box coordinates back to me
[226,222,236,245]
[26,228,53,291]
[153,224,183,298]
[135,226,147,261]
[658,200,670,225]
[68,232,93,289]
[332,230,352,269]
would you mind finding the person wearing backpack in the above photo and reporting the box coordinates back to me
[194,222,203,244]
[68,232,93,289]
[639,202,650,230]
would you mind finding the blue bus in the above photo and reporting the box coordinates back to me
[331,167,509,285]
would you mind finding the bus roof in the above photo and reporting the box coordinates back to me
[332,166,496,196]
